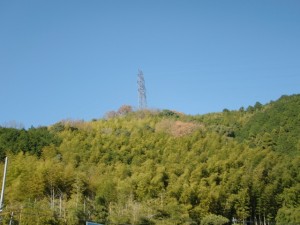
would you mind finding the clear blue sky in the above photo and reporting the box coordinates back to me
[1,1,299,128]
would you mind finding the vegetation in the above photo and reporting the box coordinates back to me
[0,95,299,224]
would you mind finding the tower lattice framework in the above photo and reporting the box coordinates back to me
[137,70,147,109]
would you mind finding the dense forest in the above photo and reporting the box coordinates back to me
[0,94,299,225]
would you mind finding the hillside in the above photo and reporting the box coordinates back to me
[237,94,300,154]
[0,95,299,225]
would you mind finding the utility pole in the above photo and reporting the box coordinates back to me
[0,157,8,212]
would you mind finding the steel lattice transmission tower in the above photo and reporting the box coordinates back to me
[137,70,147,109]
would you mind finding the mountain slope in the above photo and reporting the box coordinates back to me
[0,95,299,224]
[237,94,300,154]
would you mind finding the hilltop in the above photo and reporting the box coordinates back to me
[0,94,299,225]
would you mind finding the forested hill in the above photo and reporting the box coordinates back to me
[237,94,300,154]
[0,94,299,225]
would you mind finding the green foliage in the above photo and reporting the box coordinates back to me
[276,207,300,225]
[0,94,299,224]
[159,109,180,118]
[237,94,300,154]
[0,126,61,157]
[201,214,229,225]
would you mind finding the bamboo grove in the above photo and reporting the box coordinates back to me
[0,94,299,225]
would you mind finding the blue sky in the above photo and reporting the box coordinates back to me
[1,1,299,128]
